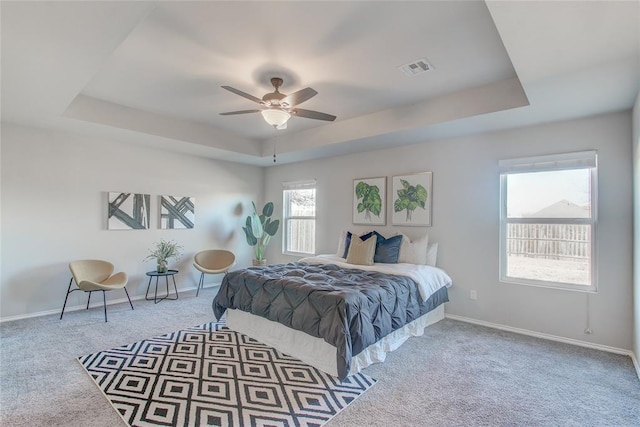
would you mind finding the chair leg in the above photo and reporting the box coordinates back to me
[196,272,204,297]
[86,291,92,310]
[60,278,74,320]
[103,291,108,323]
[124,287,134,310]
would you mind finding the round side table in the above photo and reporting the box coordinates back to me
[145,270,179,304]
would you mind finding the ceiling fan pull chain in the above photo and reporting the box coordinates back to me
[273,138,277,163]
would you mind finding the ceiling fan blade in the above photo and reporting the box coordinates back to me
[280,87,318,107]
[221,86,264,104]
[219,109,262,116]
[292,108,336,121]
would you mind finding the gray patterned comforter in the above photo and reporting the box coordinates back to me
[212,262,449,379]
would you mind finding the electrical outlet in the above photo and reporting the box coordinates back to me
[470,290,477,300]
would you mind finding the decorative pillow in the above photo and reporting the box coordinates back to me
[426,242,439,267]
[346,234,376,266]
[336,231,347,257]
[372,232,402,263]
[342,232,353,258]
[397,233,429,264]
[341,231,375,258]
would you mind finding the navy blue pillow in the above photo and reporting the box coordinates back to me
[372,232,402,263]
[342,231,376,258]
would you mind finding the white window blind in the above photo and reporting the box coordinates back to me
[282,180,316,191]
[498,150,597,174]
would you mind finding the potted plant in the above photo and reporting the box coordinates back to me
[243,201,280,265]
[144,239,183,273]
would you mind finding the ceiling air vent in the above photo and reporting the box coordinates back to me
[398,58,434,77]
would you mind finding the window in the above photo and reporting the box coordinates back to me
[499,151,597,292]
[283,180,316,255]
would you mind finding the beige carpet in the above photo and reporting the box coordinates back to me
[1,290,639,426]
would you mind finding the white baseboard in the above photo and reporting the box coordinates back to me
[631,351,640,381]
[445,313,634,358]
[0,283,220,324]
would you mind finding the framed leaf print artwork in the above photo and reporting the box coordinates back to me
[392,172,432,226]
[353,177,386,225]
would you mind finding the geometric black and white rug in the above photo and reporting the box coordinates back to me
[78,320,376,427]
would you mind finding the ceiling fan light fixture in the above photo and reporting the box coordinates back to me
[261,108,291,128]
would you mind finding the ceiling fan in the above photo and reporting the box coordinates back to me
[220,77,336,129]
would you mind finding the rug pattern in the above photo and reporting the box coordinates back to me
[78,321,376,426]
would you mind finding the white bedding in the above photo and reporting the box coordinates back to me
[227,304,445,377]
[299,254,453,302]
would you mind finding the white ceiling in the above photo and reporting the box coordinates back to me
[2,1,639,166]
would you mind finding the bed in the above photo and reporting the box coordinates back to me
[212,249,452,380]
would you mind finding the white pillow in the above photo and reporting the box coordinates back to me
[426,243,438,267]
[336,230,347,257]
[398,233,429,264]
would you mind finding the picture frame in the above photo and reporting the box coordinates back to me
[160,195,195,229]
[391,172,433,226]
[353,176,386,225]
[107,192,150,230]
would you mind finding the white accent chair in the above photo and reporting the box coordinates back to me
[193,250,236,296]
[61,260,133,322]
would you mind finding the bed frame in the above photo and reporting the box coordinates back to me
[227,303,445,377]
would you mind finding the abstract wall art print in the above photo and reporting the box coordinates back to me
[107,192,150,230]
[160,195,195,229]
[391,172,432,226]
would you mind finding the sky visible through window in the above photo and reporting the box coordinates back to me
[507,169,590,218]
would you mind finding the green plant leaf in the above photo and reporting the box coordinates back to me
[262,202,274,217]
[264,219,279,236]
[243,226,257,246]
[394,198,408,212]
[416,184,427,208]
[370,198,381,216]
[355,181,368,199]
[249,212,264,238]
[364,192,381,215]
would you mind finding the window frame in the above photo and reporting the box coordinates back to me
[282,180,317,256]
[498,151,598,293]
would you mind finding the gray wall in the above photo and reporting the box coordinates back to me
[0,123,263,320]
[2,110,635,356]
[264,111,633,350]
[633,91,640,370]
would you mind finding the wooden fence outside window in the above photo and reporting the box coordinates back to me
[506,223,590,260]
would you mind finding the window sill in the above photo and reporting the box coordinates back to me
[499,276,597,293]
[283,251,315,258]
